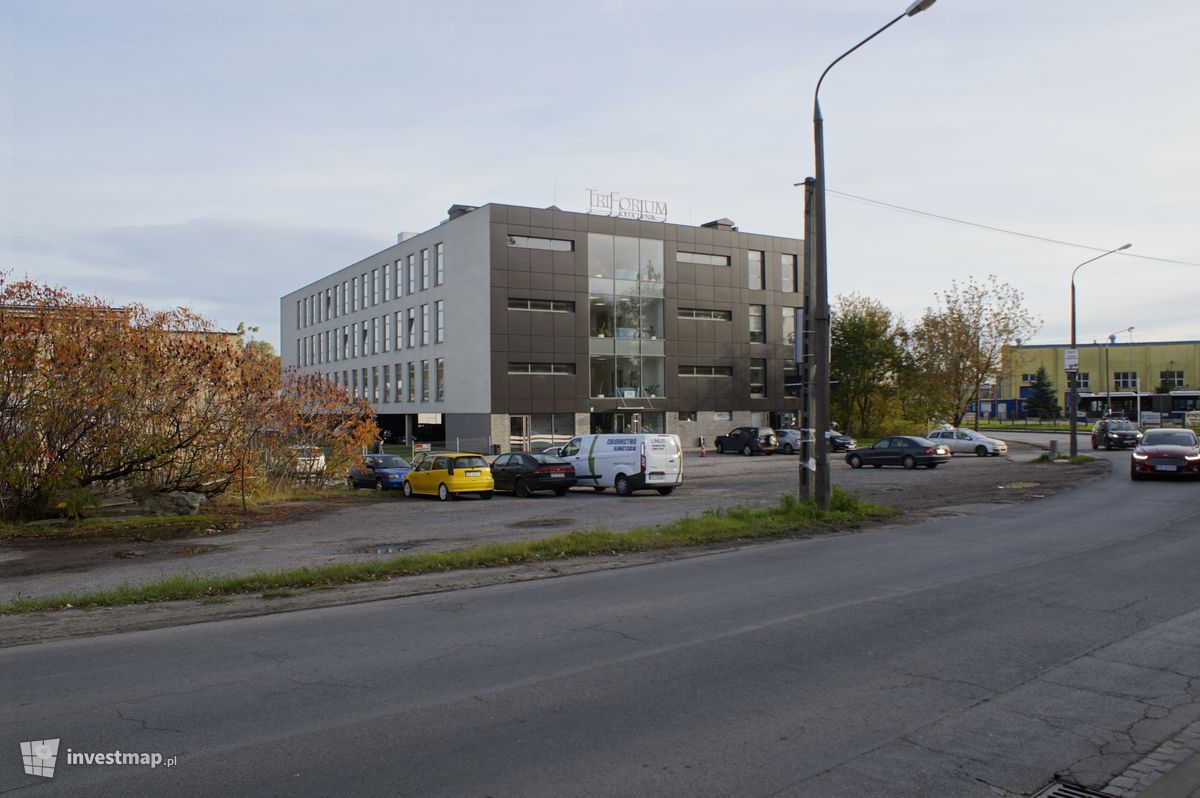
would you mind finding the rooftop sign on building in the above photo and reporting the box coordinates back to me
[586,189,668,223]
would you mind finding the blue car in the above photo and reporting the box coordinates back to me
[347,454,412,490]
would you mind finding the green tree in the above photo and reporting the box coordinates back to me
[1023,366,1060,419]
[830,294,907,436]
[908,276,1040,427]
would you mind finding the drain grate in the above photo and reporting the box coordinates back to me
[1030,780,1114,798]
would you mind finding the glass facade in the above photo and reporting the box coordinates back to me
[588,234,666,398]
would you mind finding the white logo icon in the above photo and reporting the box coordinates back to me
[20,739,60,778]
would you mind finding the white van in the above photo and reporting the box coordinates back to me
[558,434,683,496]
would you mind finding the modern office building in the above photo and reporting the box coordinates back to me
[281,202,804,451]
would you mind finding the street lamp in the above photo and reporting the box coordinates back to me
[1068,243,1132,456]
[808,0,936,510]
[1106,326,1134,416]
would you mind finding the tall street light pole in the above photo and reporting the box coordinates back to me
[810,0,937,510]
[1068,243,1132,456]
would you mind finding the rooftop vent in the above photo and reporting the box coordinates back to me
[446,204,479,221]
[701,218,737,231]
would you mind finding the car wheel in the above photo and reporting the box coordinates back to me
[1091,438,1098,450]
[437,483,451,501]
[902,455,917,470]
[656,486,675,495]
[402,481,413,498]
[478,491,493,500]
[715,442,725,454]
[514,478,531,499]
[742,444,753,457]
[614,474,632,496]
[1106,441,1113,451]
[374,477,384,490]
[847,454,863,469]
[975,445,988,457]
[553,487,569,496]
[783,443,794,455]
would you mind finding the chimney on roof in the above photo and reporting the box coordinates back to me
[446,204,479,221]
[701,218,737,231]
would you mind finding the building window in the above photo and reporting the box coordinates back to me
[371,268,379,305]
[678,411,698,422]
[1161,370,1184,388]
[677,307,732,321]
[342,326,350,360]
[507,234,573,251]
[421,249,430,290]
[351,369,358,398]
[713,410,732,422]
[421,360,430,402]
[382,314,390,353]
[407,254,417,295]
[407,362,416,402]
[421,304,430,346]
[360,321,369,356]
[334,284,341,317]
[750,359,766,397]
[781,307,797,348]
[361,367,368,401]
[748,250,764,290]
[435,358,445,401]
[676,251,730,267]
[371,366,380,402]
[395,362,403,401]
[342,281,350,314]
[394,311,403,350]
[383,265,391,302]
[781,254,797,293]
[351,278,359,312]
[382,364,391,403]
[679,365,733,376]
[435,243,445,285]
[407,308,417,349]
[1114,371,1139,390]
[1077,372,1090,391]
[325,288,333,320]
[435,300,444,343]
[508,362,576,375]
[749,305,766,343]
[508,298,575,313]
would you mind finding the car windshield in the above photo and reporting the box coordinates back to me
[1141,430,1197,446]
[453,456,488,469]
[373,455,409,468]
[1108,421,1137,430]
[531,454,567,465]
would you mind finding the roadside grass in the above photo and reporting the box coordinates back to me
[1032,453,1101,464]
[0,488,895,613]
[0,514,240,541]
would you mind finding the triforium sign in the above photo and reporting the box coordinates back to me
[586,189,668,223]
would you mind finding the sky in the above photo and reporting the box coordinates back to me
[2,0,1198,352]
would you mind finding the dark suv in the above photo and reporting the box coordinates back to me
[1091,418,1142,450]
[714,427,778,456]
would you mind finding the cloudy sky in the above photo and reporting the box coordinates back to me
[3,0,1198,350]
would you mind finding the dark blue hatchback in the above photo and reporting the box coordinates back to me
[348,454,412,490]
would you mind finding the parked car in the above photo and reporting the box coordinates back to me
[926,427,1008,457]
[347,454,412,490]
[1091,419,1142,450]
[490,452,577,497]
[402,452,494,501]
[826,429,858,452]
[1130,428,1200,480]
[558,433,684,495]
[290,445,326,478]
[845,436,951,470]
[714,427,778,456]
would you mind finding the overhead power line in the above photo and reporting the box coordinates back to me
[827,189,1200,269]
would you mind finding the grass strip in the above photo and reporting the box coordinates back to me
[1,514,239,541]
[0,488,893,613]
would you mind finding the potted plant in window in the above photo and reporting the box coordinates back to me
[645,384,660,398]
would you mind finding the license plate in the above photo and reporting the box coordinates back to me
[1155,465,1177,472]
[465,470,481,477]
[550,473,564,478]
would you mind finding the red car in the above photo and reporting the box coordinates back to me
[1130,429,1200,480]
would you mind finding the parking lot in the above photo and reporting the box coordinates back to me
[0,437,1111,604]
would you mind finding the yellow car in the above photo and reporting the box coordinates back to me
[402,452,494,501]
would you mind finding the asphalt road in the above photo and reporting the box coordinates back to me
[4,448,1200,797]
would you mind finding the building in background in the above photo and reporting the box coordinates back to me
[988,340,1200,423]
[280,203,804,452]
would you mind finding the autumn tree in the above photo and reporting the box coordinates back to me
[830,294,908,436]
[907,276,1040,427]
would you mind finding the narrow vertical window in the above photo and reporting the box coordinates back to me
[436,358,445,401]
[395,310,403,350]
[421,304,430,346]
[781,253,797,293]
[435,300,444,343]
[407,362,416,402]
[382,364,391,403]
[435,243,445,285]
[421,360,430,401]
[748,251,765,290]
[383,266,391,302]
[383,314,391,353]
[749,305,766,343]
[421,249,430,290]
[408,254,417,294]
